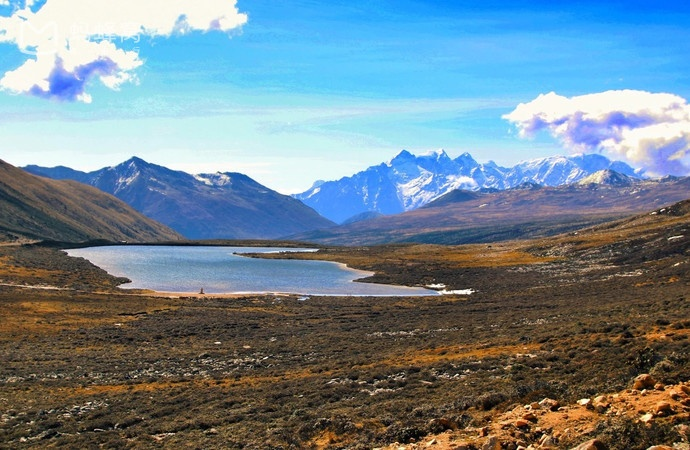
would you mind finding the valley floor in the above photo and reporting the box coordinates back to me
[0,226,688,449]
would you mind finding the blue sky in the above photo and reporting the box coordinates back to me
[1,0,690,193]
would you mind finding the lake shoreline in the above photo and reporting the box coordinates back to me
[66,245,440,297]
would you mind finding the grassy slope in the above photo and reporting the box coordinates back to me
[0,160,181,243]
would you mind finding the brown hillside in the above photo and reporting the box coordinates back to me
[0,160,181,243]
[0,200,688,448]
[293,177,690,245]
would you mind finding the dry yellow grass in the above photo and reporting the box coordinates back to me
[0,298,146,336]
[411,245,555,267]
[0,255,63,279]
[378,343,543,368]
[274,242,556,272]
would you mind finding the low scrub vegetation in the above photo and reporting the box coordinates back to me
[0,202,689,448]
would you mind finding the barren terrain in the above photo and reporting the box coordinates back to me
[0,201,689,449]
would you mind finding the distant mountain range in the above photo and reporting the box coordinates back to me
[23,152,689,246]
[24,157,334,240]
[294,150,640,223]
[289,171,690,245]
[0,160,181,243]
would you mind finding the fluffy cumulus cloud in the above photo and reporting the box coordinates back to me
[503,90,690,176]
[0,0,247,102]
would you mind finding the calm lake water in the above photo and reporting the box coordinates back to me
[66,246,438,297]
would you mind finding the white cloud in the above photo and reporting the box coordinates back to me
[0,0,247,102]
[503,90,690,176]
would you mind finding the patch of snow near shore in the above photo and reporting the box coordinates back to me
[439,289,475,295]
[426,284,474,295]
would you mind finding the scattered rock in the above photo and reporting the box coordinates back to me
[570,438,608,450]
[592,395,610,413]
[383,382,690,450]
[34,429,60,440]
[482,436,501,450]
[429,418,454,432]
[654,401,673,416]
[539,398,560,411]
[522,411,537,421]
[639,413,654,424]
[514,418,530,428]
[540,435,558,448]
[633,374,656,390]
[577,398,592,408]
[669,388,689,401]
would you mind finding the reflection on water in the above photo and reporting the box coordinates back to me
[67,246,438,297]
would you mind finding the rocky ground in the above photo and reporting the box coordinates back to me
[0,203,688,449]
[378,377,690,449]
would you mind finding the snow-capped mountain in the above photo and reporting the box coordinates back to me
[294,150,640,223]
[502,154,638,189]
[24,157,334,240]
[576,169,637,187]
[294,150,477,224]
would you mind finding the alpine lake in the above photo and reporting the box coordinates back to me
[66,245,439,296]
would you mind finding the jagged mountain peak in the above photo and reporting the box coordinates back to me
[295,150,641,223]
[419,148,450,159]
[295,149,488,223]
[0,160,180,243]
[310,180,326,189]
[122,155,147,165]
[113,156,180,175]
[98,158,201,196]
[23,158,334,240]
[115,156,154,173]
[106,157,151,183]
[388,149,416,165]
[454,152,480,167]
[418,149,455,170]
[389,148,452,165]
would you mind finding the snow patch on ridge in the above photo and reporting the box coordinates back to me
[195,173,233,187]
[114,171,140,194]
